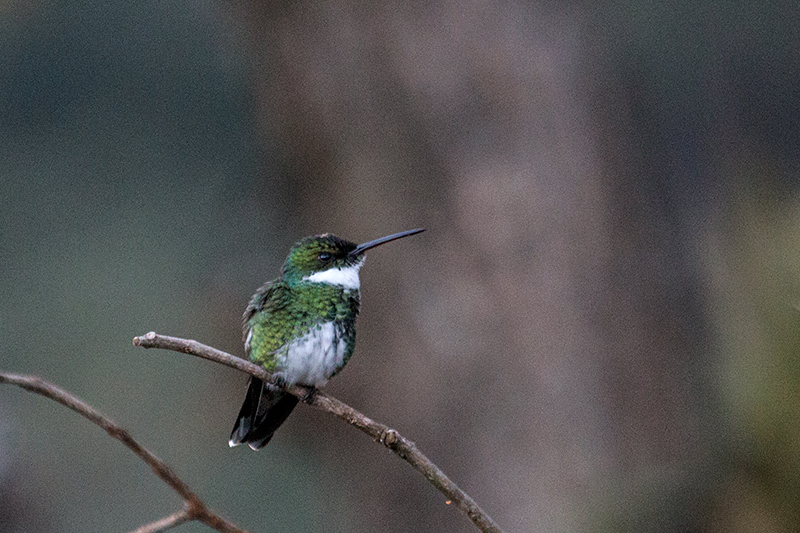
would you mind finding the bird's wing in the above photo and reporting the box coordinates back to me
[242,281,299,365]
[242,281,291,339]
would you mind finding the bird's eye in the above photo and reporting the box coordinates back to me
[318,252,332,261]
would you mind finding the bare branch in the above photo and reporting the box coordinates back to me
[133,331,504,533]
[0,372,246,533]
[129,508,191,533]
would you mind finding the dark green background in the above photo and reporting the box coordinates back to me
[2,1,799,532]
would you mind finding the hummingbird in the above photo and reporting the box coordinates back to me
[229,228,425,449]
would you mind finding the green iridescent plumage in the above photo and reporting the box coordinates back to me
[229,229,424,449]
[244,281,359,374]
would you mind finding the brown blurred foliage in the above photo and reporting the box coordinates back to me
[1,1,798,532]
[235,1,800,532]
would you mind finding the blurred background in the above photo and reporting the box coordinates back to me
[1,1,799,532]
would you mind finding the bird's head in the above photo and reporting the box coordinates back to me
[281,229,425,288]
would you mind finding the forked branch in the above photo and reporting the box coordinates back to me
[0,372,245,533]
[1,333,502,533]
[133,332,503,533]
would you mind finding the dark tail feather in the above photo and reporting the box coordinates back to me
[229,377,299,450]
[229,377,264,447]
[245,386,299,449]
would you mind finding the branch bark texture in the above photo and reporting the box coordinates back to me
[133,331,503,533]
[0,372,245,533]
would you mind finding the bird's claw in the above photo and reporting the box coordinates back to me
[301,386,318,404]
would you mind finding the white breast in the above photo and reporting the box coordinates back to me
[273,321,348,387]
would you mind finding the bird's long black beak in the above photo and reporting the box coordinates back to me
[350,228,425,256]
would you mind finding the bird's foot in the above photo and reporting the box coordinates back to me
[301,386,318,404]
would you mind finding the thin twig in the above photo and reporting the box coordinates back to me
[133,331,504,533]
[0,372,246,533]
[129,508,191,533]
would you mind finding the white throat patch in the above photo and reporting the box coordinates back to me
[302,261,363,289]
